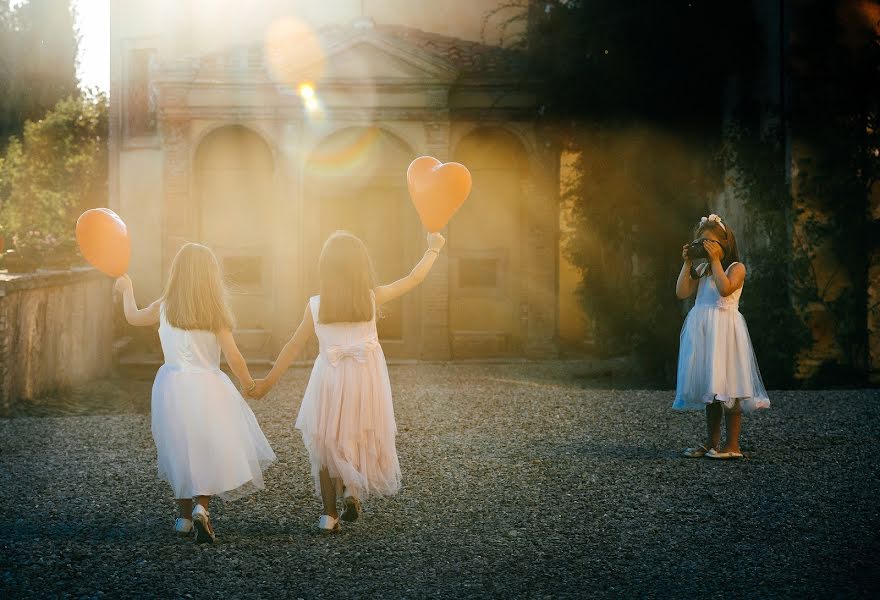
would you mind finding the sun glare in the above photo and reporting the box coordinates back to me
[298,83,316,100]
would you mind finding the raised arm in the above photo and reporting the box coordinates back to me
[217,328,256,393]
[702,239,745,297]
[115,275,160,326]
[374,232,446,306]
[250,303,316,398]
[675,244,697,300]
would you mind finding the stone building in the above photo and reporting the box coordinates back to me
[109,1,562,360]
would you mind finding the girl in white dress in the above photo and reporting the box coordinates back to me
[673,214,769,459]
[115,243,276,543]
[251,230,446,531]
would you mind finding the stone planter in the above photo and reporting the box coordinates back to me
[3,250,39,273]
[39,255,78,271]
[0,267,114,414]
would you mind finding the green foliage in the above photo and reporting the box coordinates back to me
[561,126,716,382]
[517,0,878,386]
[721,115,810,386]
[0,93,108,253]
[521,1,764,383]
[785,0,879,383]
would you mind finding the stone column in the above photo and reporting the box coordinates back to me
[107,80,121,214]
[159,115,194,277]
[522,131,559,359]
[419,114,452,360]
[274,117,305,354]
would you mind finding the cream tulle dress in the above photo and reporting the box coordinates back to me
[673,264,770,413]
[295,294,401,500]
[151,305,276,500]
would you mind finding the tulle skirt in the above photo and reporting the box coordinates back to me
[151,365,276,500]
[295,349,401,500]
[673,305,770,413]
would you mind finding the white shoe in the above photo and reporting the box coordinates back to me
[317,515,340,532]
[174,517,193,536]
[192,505,216,544]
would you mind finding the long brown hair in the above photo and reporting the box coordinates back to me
[162,243,235,331]
[318,231,377,323]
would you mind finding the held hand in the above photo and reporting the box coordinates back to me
[248,379,271,400]
[114,274,132,294]
[703,240,724,262]
[681,244,691,263]
[427,232,446,252]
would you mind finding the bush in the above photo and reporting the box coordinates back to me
[0,92,108,258]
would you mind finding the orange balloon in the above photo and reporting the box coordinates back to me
[407,156,472,232]
[75,208,130,277]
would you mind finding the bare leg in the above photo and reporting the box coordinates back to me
[706,403,723,450]
[319,468,338,519]
[722,404,743,453]
[176,498,193,519]
[195,496,210,511]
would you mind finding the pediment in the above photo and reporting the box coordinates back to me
[299,30,460,84]
[155,26,464,93]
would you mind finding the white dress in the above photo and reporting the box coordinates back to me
[151,305,276,500]
[295,294,401,500]
[673,264,770,412]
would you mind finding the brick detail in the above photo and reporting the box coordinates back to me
[160,117,192,276]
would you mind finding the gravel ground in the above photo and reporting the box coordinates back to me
[1,363,879,599]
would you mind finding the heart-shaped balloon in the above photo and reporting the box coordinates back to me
[407,156,472,232]
[75,208,131,277]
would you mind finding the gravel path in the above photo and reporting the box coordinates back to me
[1,363,879,599]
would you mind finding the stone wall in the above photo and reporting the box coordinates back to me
[0,269,114,414]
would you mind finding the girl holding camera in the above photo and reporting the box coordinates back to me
[673,214,769,459]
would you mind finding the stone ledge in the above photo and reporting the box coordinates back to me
[0,267,107,294]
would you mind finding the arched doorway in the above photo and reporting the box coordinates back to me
[194,125,275,348]
[304,126,422,358]
[451,127,530,357]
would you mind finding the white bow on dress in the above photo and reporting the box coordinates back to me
[323,341,380,366]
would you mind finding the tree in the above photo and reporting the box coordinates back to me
[514,0,879,384]
[0,0,79,146]
[0,93,108,255]
[513,1,764,380]
[783,0,880,383]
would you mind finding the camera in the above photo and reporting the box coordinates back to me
[686,239,710,260]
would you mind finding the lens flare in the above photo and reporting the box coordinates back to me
[264,17,324,93]
[306,126,384,175]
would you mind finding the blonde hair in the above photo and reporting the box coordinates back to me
[162,243,235,332]
[318,231,377,324]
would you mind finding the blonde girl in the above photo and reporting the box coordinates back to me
[115,243,276,543]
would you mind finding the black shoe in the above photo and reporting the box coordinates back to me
[340,496,361,522]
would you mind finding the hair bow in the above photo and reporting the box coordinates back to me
[700,214,726,230]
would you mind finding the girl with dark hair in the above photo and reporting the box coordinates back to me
[673,214,769,459]
[250,230,446,530]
